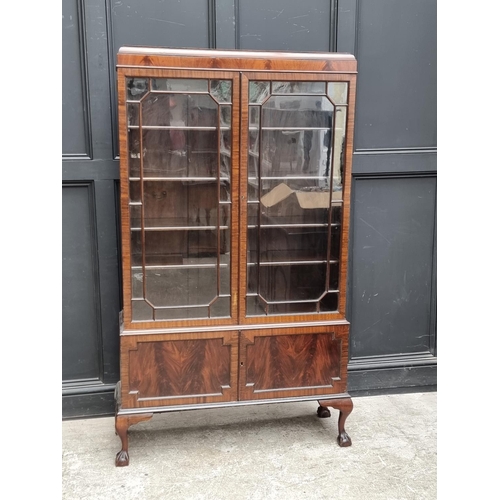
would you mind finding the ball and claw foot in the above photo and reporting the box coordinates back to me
[337,431,352,447]
[317,406,331,418]
[115,450,129,467]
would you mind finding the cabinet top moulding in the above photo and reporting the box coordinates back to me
[117,47,357,73]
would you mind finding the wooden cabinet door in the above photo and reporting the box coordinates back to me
[238,325,349,401]
[118,69,241,332]
[238,73,356,326]
[120,331,239,409]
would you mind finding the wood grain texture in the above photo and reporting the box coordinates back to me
[117,47,357,73]
[239,325,349,400]
[247,334,341,389]
[120,331,239,409]
[130,338,230,398]
[337,76,356,317]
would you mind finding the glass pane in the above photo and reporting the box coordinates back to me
[327,82,348,104]
[247,226,258,263]
[261,200,329,226]
[155,306,208,321]
[246,296,318,316]
[272,82,325,94]
[144,267,218,307]
[128,78,233,322]
[128,129,141,177]
[333,106,347,191]
[152,78,208,92]
[221,181,231,201]
[257,227,329,263]
[331,205,342,225]
[139,129,218,177]
[127,78,149,101]
[249,81,270,104]
[260,130,332,179]
[220,229,231,261]
[320,292,338,312]
[209,296,231,318]
[247,203,259,227]
[136,182,221,229]
[221,129,231,156]
[246,296,264,316]
[247,264,258,294]
[131,300,153,321]
[131,258,229,310]
[131,233,225,267]
[246,80,342,317]
[221,153,231,179]
[210,80,232,103]
[258,263,327,301]
[249,106,260,127]
[329,262,339,291]
[131,268,143,299]
[249,130,259,155]
[262,95,333,128]
[220,105,231,127]
[127,102,139,126]
[330,226,341,260]
[129,205,141,229]
[141,94,217,127]
[129,181,141,203]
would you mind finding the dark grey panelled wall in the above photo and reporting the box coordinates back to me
[62,0,436,417]
[347,0,436,391]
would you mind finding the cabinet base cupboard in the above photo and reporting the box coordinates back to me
[115,47,357,466]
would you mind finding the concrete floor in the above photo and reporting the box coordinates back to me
[62,392,436,500]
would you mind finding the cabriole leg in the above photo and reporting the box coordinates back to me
[115,414,154,467]
[317,397,353,447]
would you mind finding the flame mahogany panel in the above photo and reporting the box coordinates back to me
[239,325,349,400]
[122,332,239,408]
[248,333,341,389]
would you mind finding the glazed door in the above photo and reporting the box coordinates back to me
[118,70,241,331]
[238,73,355,325]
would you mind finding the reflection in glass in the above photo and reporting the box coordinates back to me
[128,129,141,177]
[327,82,348,104]
[246,80,347,316]
[210,80,232,103]
[220,105,231,127]
[127,78,149,101]
[132,300,153,321]
[262,95,333,128]
[333,106,347,189]
[129,181,141,203]
[127,78,233,321]
[272,82,325,94]
[141,93,218,127]
[320,293,339,312]
[249,81,270,104]
[127,103,139,126]
[152,78,208,92]
[249,106,260,127]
